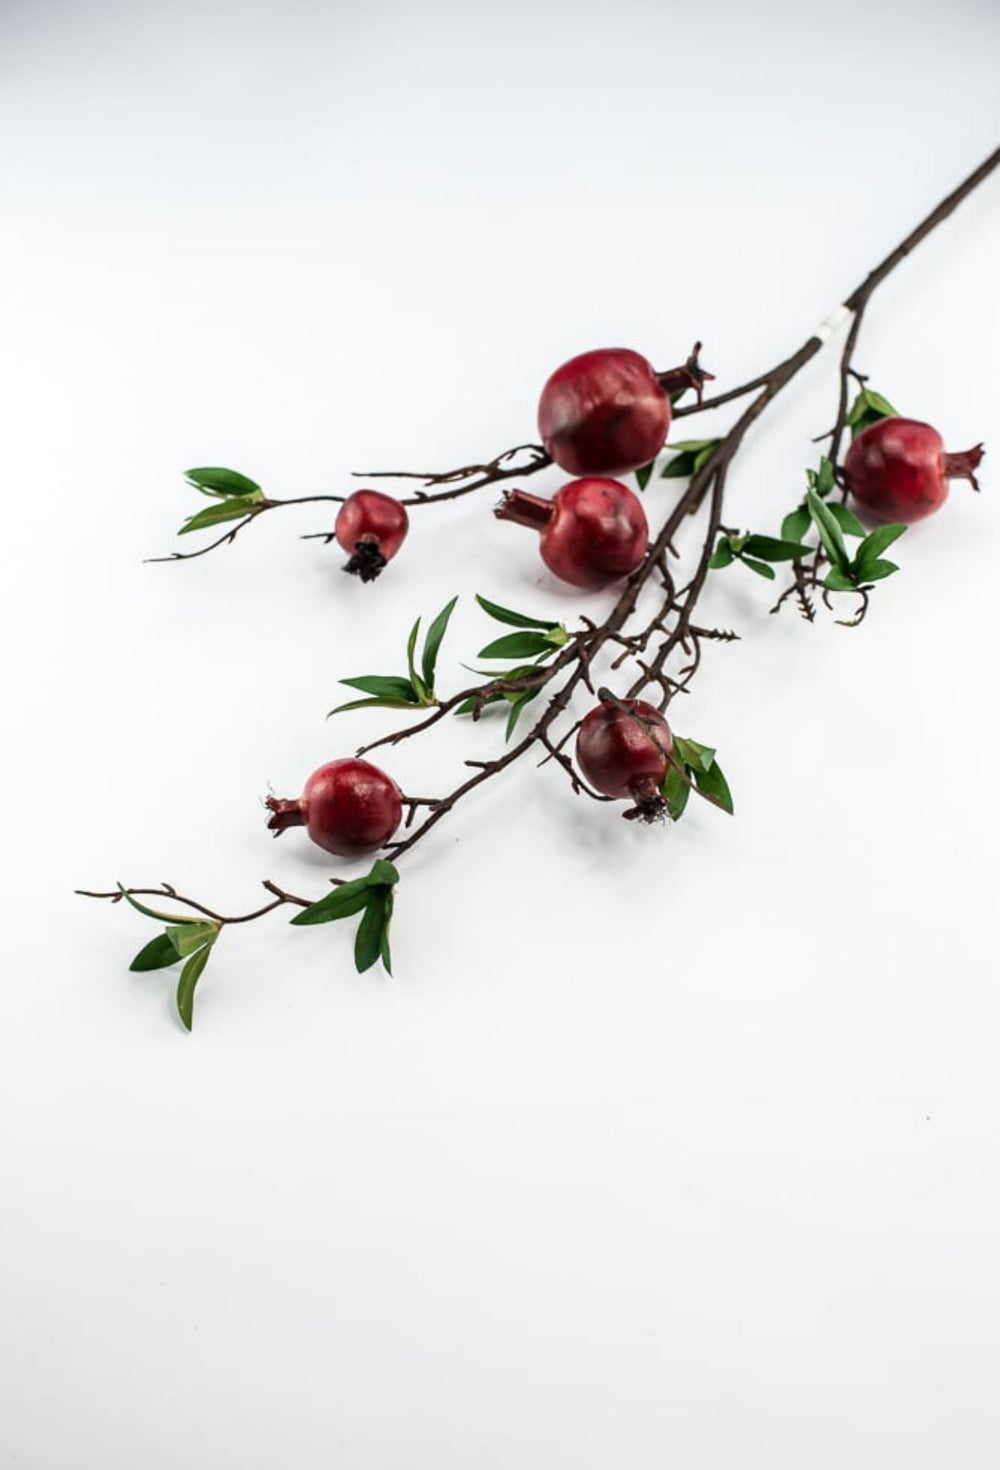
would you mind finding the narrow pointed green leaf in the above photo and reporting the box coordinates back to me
[855,558,900,583]
[665,439,721,454]
[176,944,212,1031]
[661,762,690,822]
[379,890,394,975]
[742,535,817,563]
[673,736,715,773]
[807,489,849,571]
[337,675,420,703]
[693,760,734,815]
[505,686,542,741]
[178,499,260,535]
[129,933,183,973]
[781,505,811,543]
[477,630,554,660]
[474,594,559,632]
[290,879,377,927]
[693,443,719,473]
[661,451,697,480]
[184,467,261,496]
[327,696,421,716]
[825,501,867,538]
[421,595,458,692]
[709,538,734,569]
[856,522,907,562]
[405,617,421,689]
[634,462,655,491]
[354,891,387,973]
[166,921,219,957]
[815,457,836,496]
[740,556,776,580]
[861,387,899,419]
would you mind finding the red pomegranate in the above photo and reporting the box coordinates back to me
[844,417,984,524]
[334,490,409,580]
[575,697,673,821]
[495,478,648,589]
[266,759,402,856]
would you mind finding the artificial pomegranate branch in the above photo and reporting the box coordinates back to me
[86,144,998,1026]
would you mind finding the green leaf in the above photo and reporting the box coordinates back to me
[379,890,394,974]
[807,489,849,572]
[665,439,720,454]
[290,861,398,927]
[854,558,899,583]
[176,944,212,1031]
[708,537,734,569]
[474,594,560,632]
[825,501,867,538]
[673,735,716,773]
[741,535,817,563]
[178,499,260,535]
[693,443,718,473]
[740,556,776,580]
[823,567,859,592]
[336,675,420,703]
[129,932,183,973]
[634,461,655,491]
[405,617,421,690]
[421,595,458,692]
[116,884,195,926]
[184,467,261,497]
[505,686,542,741]
[477,630,555,660]
[848,388,898,440]
[354,890,389,974]
[693,760,734,815]
[856,522,907,562]
[661,451,697,480]
[860,387,899,419]
[290,880,377,927]
[780,505,811,543]
[815,457,836,496]
[661,762,691,822]
[165,921,219,957]
[327,696,420,716]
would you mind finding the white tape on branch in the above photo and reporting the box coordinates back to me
[813,303,852,343]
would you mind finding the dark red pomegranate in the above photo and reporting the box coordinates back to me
[576,697,673,821]
[266,759,402,856]
[495,478,648,589]
[537,343,712,477]
[334,490,409,581]
[844,417,984,524]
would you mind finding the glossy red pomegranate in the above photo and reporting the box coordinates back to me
[537,344,712,477]
[495,478,648,589]
[266,759,402,856]
[844,417,984,524]
[576,697,673,821]
[335,490,409,580]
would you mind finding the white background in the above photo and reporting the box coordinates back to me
[2,2,999,1465]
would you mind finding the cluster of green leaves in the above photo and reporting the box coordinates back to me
[708,531,813,581]
[121,886,221,1031]
[329,596,458,715]
[635,438,721,490]
[847,385,898,440]
[779,456,907,592]
[181,466,265,536]
[660,736,734,822]
[290,859,399,975]
[456,594,571,740]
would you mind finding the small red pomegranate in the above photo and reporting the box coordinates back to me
[576,697,673,821]
[537,343,713,477]
[844,417,984,524]
[266,759,402,856]
[495,478,648,589]
[334,490,409,581]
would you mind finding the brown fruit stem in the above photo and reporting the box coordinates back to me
[944,443,985,491]
[494,488,555,531]
[655,341,716,403]
[265,797,305,835]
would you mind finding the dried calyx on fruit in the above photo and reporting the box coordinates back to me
[575,695,673,822]
[335,490,409,581]
[537,343,714,478]
[266,759,402,855]
[495,477,649,589]
[844,417,984,525]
